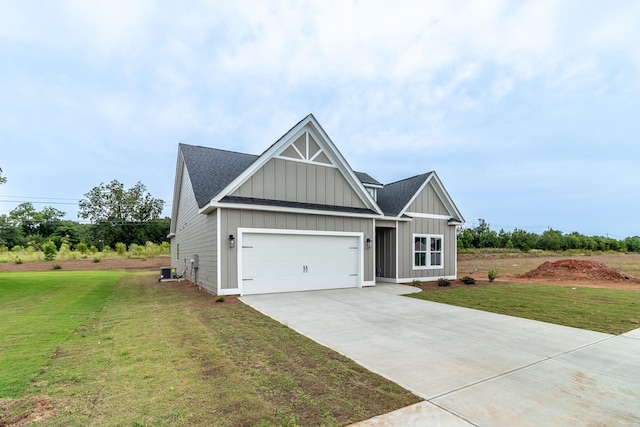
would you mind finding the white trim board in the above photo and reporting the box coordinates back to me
[405,212,453,220]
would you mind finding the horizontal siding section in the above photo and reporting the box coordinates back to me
[220,209,375,289]
[232,158,367,209]
[171,166,217,294]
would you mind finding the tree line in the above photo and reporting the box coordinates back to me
[0,179,170,252]
[458,219,640,253]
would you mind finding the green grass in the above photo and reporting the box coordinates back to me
[0,270,123,397]
[409,282,640,334]
[0,271,418,426]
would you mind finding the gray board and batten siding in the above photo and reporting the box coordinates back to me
[231,157,367,209]
[170,158,218,294]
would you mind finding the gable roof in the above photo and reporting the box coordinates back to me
[174,115,463,224]
[196,114,383,216]
[180,144,258,208]
[377,172,434,217]
[377,172,465,222]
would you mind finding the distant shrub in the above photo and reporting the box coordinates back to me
[102,245,112,253]
[42,240,58,261]
[488,270,498,282]
[115,242,126,255]
[76,242,88,254]
[52,264,62,270]
[59,243,71,259]
[459,276,476,285]
[89,245,98,254]
[93,257,101,263]
[11,245,22,253]
[411,279,422,286]
[133,244,145,256]
[14,257,22,264]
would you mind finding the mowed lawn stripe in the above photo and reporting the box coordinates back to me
[0,271,123,398]
[6,271,418,427]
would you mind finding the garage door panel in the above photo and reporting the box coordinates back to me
[241,232,361,295]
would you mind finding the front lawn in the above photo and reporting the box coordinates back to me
[0,271,419,426]
[409,282,640,335]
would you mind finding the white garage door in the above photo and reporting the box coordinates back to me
[241,232,361,295]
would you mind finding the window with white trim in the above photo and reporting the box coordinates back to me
[413,234,443,269]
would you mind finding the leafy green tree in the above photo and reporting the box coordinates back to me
[539,229,564,251]
[79,180,163,223]
[511,229,539,251]
[624,236,640,253]
[0,167,6,185]
[472,219,500,248]
[0,214,25,248]
[8,203,65,237]
[79,180,164,247]
[457,228,474,249]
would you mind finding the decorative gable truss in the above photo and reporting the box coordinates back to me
[277,130,333,166]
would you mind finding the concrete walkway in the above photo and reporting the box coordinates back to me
[241,284,640,426]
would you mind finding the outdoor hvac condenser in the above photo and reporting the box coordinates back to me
[160,266,176,280]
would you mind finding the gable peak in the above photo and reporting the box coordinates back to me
[276,129,333,166]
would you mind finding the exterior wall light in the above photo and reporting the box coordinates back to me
[229,234,235,248]
[366,238,372,249]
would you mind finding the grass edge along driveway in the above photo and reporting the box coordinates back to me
[409,282,640,335]
[0,270,419,427]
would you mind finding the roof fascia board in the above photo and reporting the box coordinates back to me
[169,149,185,235]
[428,172,466,222]
[200,200,386,220]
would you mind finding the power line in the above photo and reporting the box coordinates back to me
[0,195,81,201]
[0,196,171,207]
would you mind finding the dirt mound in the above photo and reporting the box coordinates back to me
[520,259,633,282]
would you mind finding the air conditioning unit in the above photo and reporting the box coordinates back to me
[160,266,177,280]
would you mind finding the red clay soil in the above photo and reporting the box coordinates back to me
[0,257,168,273]
[519,259,634,282]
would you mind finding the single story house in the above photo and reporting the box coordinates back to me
[169,114,464,295]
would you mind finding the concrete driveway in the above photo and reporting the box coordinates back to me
[241,284,640,426]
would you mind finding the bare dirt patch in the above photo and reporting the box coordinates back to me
[0,396,55,427]
[520,259,634,282]
[457,252,640,291]
[0,257,168,273]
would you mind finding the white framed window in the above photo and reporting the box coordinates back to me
[413,234,443,269]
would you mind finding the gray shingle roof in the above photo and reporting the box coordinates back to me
[180,144,258,208]
[181,142,441,219]
[354,171,382,187]
[377,172,434,216]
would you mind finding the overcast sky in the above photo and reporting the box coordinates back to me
[1,1,639,238]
